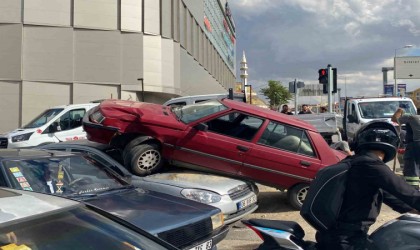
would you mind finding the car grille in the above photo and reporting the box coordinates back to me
[228,184,253,200]
[0,138,7,148]
[157,218,212,248]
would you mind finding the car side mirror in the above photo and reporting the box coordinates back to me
[48,122,58,133]
[347,115,357,123]
[194,123,208,132]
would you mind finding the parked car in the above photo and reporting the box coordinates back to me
[83,99,347,209]
[0,149,228,249]
[0,103,98,149]
[38,140,260,224]
[0,187,179,250]
[163,92,245,107]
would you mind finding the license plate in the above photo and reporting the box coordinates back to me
[237,195,257,209]
[188,239,212,250]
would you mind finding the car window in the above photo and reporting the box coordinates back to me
[2,155,126,196]
[54,109,86,131]
[22,108,64,129]
[205,112,264,141]
[173,100,228,123]
[258,121,315,157]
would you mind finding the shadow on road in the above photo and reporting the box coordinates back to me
[254,186,297,213]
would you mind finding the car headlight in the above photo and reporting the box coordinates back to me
[180,189,222,204]
[211,212,224,229]
[11,132,34,142]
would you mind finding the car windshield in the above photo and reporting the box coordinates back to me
[0,206,169,250]
[23,108,64,129]
[2,154,128,197]
[172,100,228,123]
[358,101,417,119]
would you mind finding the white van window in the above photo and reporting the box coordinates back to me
[23,108,64,129]
[56,109,86,131]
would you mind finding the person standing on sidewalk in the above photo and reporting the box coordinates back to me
[392,107,420,190]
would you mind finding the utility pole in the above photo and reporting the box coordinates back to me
[327,64,333,112]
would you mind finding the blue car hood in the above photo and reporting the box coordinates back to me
[85,188,219,235]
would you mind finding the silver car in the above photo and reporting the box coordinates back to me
[38,140,259,224]
[134,170,259,224]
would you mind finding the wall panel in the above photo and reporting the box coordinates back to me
[74,0,117,30]
[143,0,159,34]
[0,0,21,23]
[21,81,71,125]
[73,83,119,103]
[0,24,22,80]
[0,81,20,132]
[121,0,142,32]
[74,29,121,84]
[24,0,71,27]
[23,26,73,82]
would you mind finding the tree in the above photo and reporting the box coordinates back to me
[259,80,293,110]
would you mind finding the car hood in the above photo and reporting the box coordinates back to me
[0,128,37,138]
[85,187,218,235]
[141,171,250,195]
[100,100,185,130]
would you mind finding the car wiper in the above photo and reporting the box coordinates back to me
[95,185,135,195]
[66,193,98,199]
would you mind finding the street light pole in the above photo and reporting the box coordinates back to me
[394,45,413,96]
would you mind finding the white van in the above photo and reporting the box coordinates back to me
[0,103,99,148]
[163,93,245,107]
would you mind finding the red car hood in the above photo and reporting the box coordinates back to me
[100,100,185,130]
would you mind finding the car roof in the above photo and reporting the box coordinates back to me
[221,99,317,131]
[0,188,79,223]
[48,103,99,109]
[42,139,112,151]
[0,149,74,159]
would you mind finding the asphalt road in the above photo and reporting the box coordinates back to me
[218,158,403,250]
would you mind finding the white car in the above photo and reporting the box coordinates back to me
[0,103,98,149]
[39,140,259,224]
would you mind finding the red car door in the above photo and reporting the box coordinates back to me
[171,112,264,175]
[239,120,322,190]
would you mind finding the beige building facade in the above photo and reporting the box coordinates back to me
[0,0,236,132]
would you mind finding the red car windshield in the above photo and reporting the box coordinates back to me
[171,100,228,123]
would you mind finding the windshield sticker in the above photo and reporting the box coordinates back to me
[23,187,33,191]
[19,182,30,188]
[0,243,32,250]
[8,167,20,173]
[16,177,27,183]
[12,172,23,178]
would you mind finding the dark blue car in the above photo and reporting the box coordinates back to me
[0,149,229,249]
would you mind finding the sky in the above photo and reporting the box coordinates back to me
[229,0,420,104]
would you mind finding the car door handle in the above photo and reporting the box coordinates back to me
[237,145,249,152]
[300,161,311,167]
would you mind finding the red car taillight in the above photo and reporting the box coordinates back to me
[397,148,405,154]
[90,110,105,124]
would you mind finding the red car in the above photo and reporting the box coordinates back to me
[83,98,346,209]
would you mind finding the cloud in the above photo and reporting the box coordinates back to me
[231,0,420,98]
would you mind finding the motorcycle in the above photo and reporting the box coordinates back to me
[242,213,420,250]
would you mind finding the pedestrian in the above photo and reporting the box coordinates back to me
[280,104,293,115]
[315,121,420,250]
[391,107,420,190]
[298,104,313,114]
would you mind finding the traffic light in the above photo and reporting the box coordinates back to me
[318,69,328,84]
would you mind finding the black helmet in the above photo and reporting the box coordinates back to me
[351,121,400,163]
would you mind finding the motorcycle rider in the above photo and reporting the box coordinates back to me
[316,121,420,250]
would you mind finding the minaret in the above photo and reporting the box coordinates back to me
[240,51,248,90]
